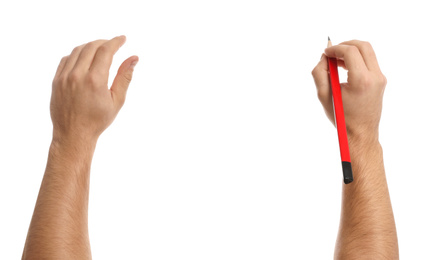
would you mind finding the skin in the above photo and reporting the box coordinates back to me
[21,36,398,259]
[312,40,399,259]
[22,36,138,260]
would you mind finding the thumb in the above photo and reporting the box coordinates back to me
[111,55,139,109]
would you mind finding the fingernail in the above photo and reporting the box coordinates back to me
[130,60,139,69]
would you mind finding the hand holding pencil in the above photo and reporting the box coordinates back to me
[312,39,387,181]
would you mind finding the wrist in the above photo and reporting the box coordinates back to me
[52,129,98,148]
[348,133,382,160]
[50,133,98,159]
[349,135,379,148]
[347,127,380,148]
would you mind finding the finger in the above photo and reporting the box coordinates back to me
[110,56,139,110]
[54,56,68,79]
[61,44,85,75]
[324,44,368,74]
[73,40,108,71]
[90,35,126,76]
[340,40,381,71]
[337,59,347,70]
[312,54,334,121]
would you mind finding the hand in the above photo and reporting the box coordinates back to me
[50,36,138,144]
[312,40,386,142]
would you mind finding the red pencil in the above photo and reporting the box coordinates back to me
[327,37,353,184]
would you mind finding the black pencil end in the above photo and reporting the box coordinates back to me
[342,161,353,184]
[328,36,331,41]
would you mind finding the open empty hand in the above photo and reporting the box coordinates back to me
[50,35,139,144]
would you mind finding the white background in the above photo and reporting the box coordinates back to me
[1,0,429,259]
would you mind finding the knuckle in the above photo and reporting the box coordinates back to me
[98,44,110,54]
[84,41,96,50]
[52,77,59,87]
[311,67,318,77]
[86,72,100,85]
[360,41,372,49]
[346,45,360,56]
[360,41,374,55]
[317,90,323,101]
[56,74,67,85]
[72,46,79,53]
[379,73,387,87]
[317,89,327,102]
[358,74,372,89]
[311,64,323,78]
[93,39,107,46]
[72,45,83,54]
[67,70,81,83]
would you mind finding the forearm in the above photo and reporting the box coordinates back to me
[22,138,96,260]
[334,136,399,259]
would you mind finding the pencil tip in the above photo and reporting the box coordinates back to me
[328,36,331,41]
